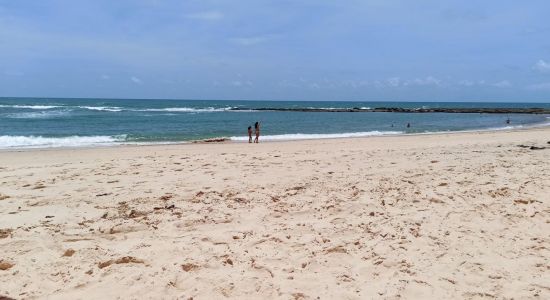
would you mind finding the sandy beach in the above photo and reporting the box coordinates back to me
[1,128,549,299]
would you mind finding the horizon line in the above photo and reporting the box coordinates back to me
[1,96,549,104]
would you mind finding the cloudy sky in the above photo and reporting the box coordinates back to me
[1,0,549,102]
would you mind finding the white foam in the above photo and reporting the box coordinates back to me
[79,106,123,112]
[230,131,403,141]
[6,111,70,119]
[0,105,61,109]
[135,107,235,112]
[0,135,126,149]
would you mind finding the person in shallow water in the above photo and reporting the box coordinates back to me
[254,122,260,143]
[407,123,411,128]
[248,126,253,143]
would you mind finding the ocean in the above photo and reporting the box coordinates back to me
[1,97,549,149]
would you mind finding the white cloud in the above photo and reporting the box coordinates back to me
[533,60,550,72]
[404,76,441,86]
[309,83,320,89]
[131,76,142,84]
[527,82,550,90]
[458,80,474,86]
[185,11,223,21]
[231,80,252,87]
[457,79,487,87]
[492,80,511,88]
[386,77,400,87]
[278,80,299,88]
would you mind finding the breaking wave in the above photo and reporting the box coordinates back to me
[0,135,127,149]
[0,105,61,109]
[78,106,123,112]
[5,111,70,119]
[134,107,236,112]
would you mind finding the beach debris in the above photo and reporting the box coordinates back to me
[62,249,76,257]
[193,138,228,143]
[32,183,46,189]
[159,194,174,201]
[0,295,16,300]
[232,197,249,204]
[181,263,199,272]
[429,197,445,203]
[517,144,547,150]
[0,229,12,239]
[128,209,147,218]
[0,194,9,201]
[45,215,54,219]
[153,204,176,210]
[292,292,306,300]
[96,192,112,197]
[326,246,348,254]
[514,199,536,205]
[0,261,14,271]
[98,256,144,269]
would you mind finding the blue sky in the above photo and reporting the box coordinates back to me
[1,0,549,102]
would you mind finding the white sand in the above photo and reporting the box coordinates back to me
[1,128,549,299]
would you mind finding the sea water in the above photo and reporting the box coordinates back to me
[1,97,549,149]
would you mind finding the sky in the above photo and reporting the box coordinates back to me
[1,0,550,102]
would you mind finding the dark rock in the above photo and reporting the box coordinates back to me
[229,107,550,114]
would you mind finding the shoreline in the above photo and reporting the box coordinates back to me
[1,120,549,152]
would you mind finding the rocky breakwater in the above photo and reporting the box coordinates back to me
[229,107,550,114]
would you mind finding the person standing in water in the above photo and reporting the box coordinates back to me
[247,126,253,143]
[254,122,260,143]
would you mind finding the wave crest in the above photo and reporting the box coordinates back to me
[5,111,70,119]
[78,106,123,112]
[135,107,235,112]
[0,135,127,149]
[0,105,61,109]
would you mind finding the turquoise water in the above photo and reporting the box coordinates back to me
[1,97,549,148]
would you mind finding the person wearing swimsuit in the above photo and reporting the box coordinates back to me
[254,122,260,143]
